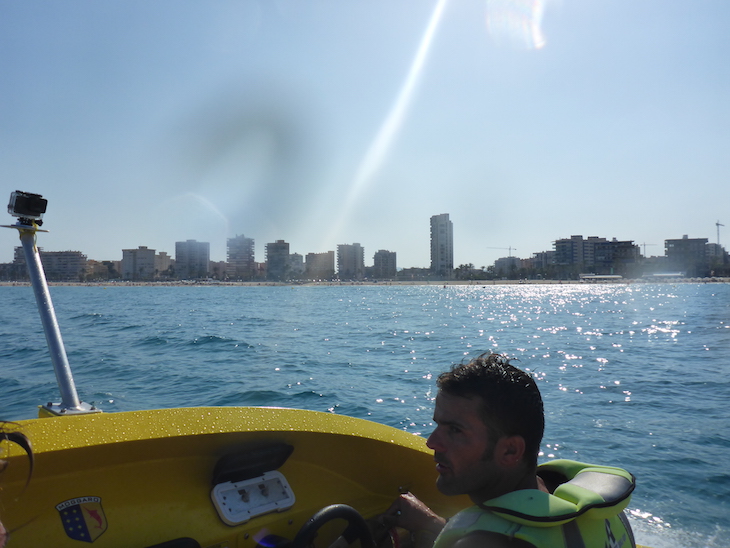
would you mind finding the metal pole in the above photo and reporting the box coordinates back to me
[18,225,84,412]
[9,223,104,415]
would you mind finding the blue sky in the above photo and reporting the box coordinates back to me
[1,0,728,268]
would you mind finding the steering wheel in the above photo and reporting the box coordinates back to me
[291,504,376,548]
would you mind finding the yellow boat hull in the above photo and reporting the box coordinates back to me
[1,407,468,547]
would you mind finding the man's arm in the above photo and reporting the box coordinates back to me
[379,492,446,535]
[378,495,536,548]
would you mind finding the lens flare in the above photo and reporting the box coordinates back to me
[325,0,450,246]
[163,192,231,236]
[486,0,549,50]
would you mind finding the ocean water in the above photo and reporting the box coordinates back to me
[1,283,729,548]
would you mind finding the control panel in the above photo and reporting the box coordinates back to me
[211,470,296,526]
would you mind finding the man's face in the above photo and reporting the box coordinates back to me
[426,391,502,503]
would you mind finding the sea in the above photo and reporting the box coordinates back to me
[1,283,728,548]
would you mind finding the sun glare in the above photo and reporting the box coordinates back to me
[486,0,550,50]
[324,0,450,247]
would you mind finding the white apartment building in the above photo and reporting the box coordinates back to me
[121,246,156,280]
[430,213,453,278]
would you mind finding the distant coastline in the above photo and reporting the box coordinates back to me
[2,278,729,287]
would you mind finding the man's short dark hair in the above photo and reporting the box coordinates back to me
[436,352,544,468]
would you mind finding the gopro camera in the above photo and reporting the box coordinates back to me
[8,190,47,223]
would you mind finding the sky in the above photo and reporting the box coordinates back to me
[1,0,728,268]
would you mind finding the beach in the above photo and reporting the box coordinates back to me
[2,277,729,287]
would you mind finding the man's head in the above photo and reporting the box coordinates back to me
[436,352,544,468]
[426,353,544,502]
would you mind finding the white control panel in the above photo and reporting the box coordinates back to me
[211,470,296,526]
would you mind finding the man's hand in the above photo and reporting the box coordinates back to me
[379,492,446,535]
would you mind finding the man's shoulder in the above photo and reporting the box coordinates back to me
[452,531,536,548]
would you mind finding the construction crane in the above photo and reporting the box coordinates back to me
[486,246,517,257]
[639,243,656,257]
[716,220,724,245]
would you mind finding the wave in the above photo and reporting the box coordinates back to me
[186,335,245,346]
[213,389,311,407]
[134,335,171,347]
[630,515,730,548]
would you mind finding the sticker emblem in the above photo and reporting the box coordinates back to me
[56,497,108,543]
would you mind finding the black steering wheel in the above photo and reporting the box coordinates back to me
[292,504,376,548]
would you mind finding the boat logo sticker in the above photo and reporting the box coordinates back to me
[56,496,108,543]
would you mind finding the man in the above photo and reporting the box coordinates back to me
[381,353,635,548]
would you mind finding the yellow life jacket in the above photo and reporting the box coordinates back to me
[433,460,636,548]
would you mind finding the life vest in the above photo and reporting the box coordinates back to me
[433,460,636,548]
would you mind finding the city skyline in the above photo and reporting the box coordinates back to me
[5,221,725,272]
[1,1,728,267]
[5,228,725,282]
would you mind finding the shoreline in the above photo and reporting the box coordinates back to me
[1,278,729,287]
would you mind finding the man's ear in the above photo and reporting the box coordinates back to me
[494,435,526,467]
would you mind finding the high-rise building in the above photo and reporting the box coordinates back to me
[554,235,639,275]
[337,243,364,280]
[155,252,173,276]
[305,251,335,280]
[227,234,255,280]
[665,235,710,277]
[121,246,156,280]
[554,235,608,267]
[175,240,210,279]
[266,240,290,281]
[13,247,87,281]
[289,253,305,279]
[706,243,727,262]
[594,239,640,275]
[372,250,397,279]
[430,213,453,278]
